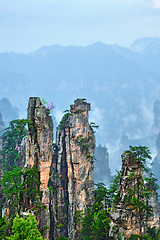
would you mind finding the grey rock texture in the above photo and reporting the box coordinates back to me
[26,97,53,240]
[50,99,95,240]
[109,152,159,239]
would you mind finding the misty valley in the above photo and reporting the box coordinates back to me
[1,37,160,239]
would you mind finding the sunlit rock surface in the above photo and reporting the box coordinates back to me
[26,97,53,239]
[50,99,95,239]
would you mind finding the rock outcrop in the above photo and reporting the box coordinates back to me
[50,99,95,239]
[94,144,111,187]
[146,176,159,229]
[26,97,53,239]
[109,152,159,239]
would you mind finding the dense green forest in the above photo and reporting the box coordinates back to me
[0,119,160,239]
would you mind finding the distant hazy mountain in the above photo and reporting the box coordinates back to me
[0,98,19,127]
[130,37,160,53]
[0,37,160,172]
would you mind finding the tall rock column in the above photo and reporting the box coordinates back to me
[26,97,53,239]
[51,99,95,239]
[109,152,159,239]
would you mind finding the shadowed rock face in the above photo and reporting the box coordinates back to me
[51,99,95,240]
[109,153,159,240]
[26,97,53,239]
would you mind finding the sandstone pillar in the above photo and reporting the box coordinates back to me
[51,99,95,239]
[109,152,159,239]
[26,97,53,239]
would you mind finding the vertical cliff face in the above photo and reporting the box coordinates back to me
[109,152,159,239]
[146,180,159,229]
[26,97,53,239]
[51,99,95,239]
[109,153,145,239]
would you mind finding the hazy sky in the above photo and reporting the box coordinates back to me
[0,0,160,53]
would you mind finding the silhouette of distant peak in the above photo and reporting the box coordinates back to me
[130,37,160,52]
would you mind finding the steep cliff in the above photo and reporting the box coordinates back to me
[50,99,95,239]
[26,97,53,239]
[109,151,159,239]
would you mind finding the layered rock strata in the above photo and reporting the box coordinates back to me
[26,97,53,239]
[50,99,95,239]
[109,152,159,239]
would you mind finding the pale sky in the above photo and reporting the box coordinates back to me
[0,0,160,53]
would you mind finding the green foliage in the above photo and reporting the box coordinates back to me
[122,146,157,221]
[59,113,71,130]
[0,216,11,240]
[6,214,43,240]
[90,122,99,133]
[144,174,159,191]
[57,237,68,240]
[126,145,152,169]
[21,167,42,210]
[0,119,42,216]
[41,98,55,113]
[0,119,30,172]
[108,171,120,206]
[129,227,160,239]
[1,167,23,213]
[80,183,112,240]
[79,172,121,239]
[0,166,42,215]
[74,210,84,227]
[41,98,48,106]
[75,135,93,159]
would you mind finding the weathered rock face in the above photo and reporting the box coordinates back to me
[0,113,5,136]
[26,97,53,239]
[109,152,159,240]
[147,185,159,229]
[94,144,111,187]
[50,99,95,239]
